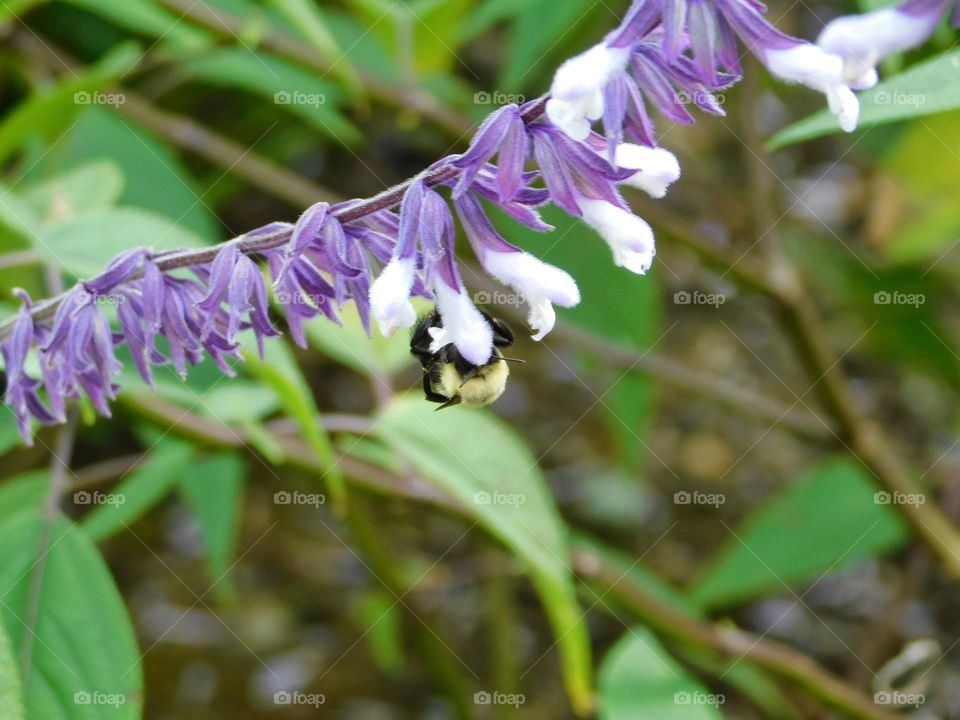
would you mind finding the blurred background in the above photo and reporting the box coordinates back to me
[1,0,959,718]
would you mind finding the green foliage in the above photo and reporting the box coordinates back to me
[0,620,25,720]
[769,49,960,148]
[598,627,722,720]
[375,397,593,714]
[0,513,142,720]
[688,459,910,610]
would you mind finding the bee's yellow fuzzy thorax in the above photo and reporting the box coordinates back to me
[437,359,509,407]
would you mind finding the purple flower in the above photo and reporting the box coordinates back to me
[452,105,528,202]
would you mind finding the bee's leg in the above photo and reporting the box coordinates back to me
[422,373,450,404]
[490,318,514,347]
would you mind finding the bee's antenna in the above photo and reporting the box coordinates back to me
[499,356,526,364]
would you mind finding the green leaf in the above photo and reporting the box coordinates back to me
[688,458,910,610]
[306,301,414,378]
[60,0,209,47]
[81,440,195,541]
[0,183,41,248]
[37,206,206,278]
[21,161,124,225]
[0,513,142,720]
[0,413,29,462]
[183,48,360,143]
[0,471,47,525]
[0,619,25,720]
[265,0,362,97]
[598,627,722,720]
[769,49,960,149]
[241,337,344,507]
[177,453,246,601]
[374,397,592,714]
[0,42,142,165]
[0,0,46,24]
[27,108,220,239]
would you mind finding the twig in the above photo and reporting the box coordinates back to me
[571,547,900,720]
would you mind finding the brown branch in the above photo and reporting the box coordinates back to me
[572,547,900,720]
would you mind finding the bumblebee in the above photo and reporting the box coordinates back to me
[411,309,521,409]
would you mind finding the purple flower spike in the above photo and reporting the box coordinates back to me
[453,105,528,203]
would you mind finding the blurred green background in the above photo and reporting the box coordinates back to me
[1,0,959,718]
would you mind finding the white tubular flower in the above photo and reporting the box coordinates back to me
[432,280,494,366]
[483,251,581,341]
[765,44,860,132]
[369,258,417,336]
[546,43,631,141]
[614,144,681,198]
[577,198,656,275]
[818,5,946,89]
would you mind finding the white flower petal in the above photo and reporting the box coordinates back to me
[765,43,861,133]
[433,279,494,366]
[369,258,417,336]
[818,8,942,87]
[614,144,681,198]
[547,43,630,140]
[577,198,656,275]
[482,250,580,341]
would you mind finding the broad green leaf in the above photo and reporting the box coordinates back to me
[598,627,722,720]
[59,0,209,47]
[688,458,910,610]
[241,337,344,507]
[0,620,25,720]
[37,206,206,278]
[21,161,124,225]
[266,0,362,97]
[374,397,592,714]
[0,513,142,720]
[183,48,360,143]
[28,108,219,238]
[0,471,47,526]
[0,0,45,23]
[307,302,414,379]
[769,49,960,149]
[459,0,538,42]
[0,184,41,248]
[0,413,28,461]
[178,453,246,601]
[82,440,195,541]
[0,42,142,165]
[499,204,663,469]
